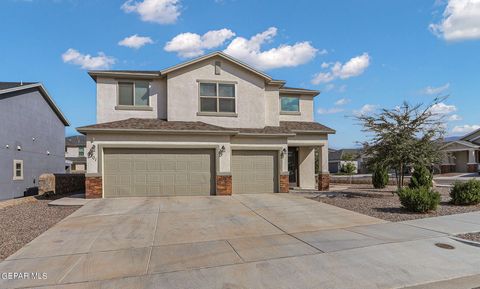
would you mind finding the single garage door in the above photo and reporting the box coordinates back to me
[232,150,278,194]
[103,148,214,197]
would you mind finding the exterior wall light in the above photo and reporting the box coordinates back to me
[280,148,287,158]
[5,144,9,149]
[17,145,22,151]
[46,151,50,155]
[218,145,226,157]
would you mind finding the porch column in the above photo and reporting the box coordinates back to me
[216,143,232,195]
[467,149,478,173]
[317,144,330,191]
[298,147,315,189]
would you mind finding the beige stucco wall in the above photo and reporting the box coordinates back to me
[65,147,79,158]
[265,85,280,126]
[298,146,315,189]
[279,95,314,122]
[166,56,268,128]
[96,77,166,123]
[454,151,468,172]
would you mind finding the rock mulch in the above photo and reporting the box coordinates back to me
[0,195,80,261]
[298,185,480,222]
[456,232,480,243]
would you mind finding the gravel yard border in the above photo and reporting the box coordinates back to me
[456,232,480,243]
[293,185,480,222]
[0,194,81,261]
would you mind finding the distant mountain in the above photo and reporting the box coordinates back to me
[444,136,461,142]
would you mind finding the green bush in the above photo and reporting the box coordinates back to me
[450,180,480,205]
[340,162,356,175]
[397,187,440,213]
[372,166,389,189]
[409,166,433,189]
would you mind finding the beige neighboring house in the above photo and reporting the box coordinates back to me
[441,129,480,174]
[65,135,86,173]
[77,52,335,198]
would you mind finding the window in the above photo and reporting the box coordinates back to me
[78,147,84,157]
[118,81,150,106]
[280,95,300,112]
[199,82,236,113]
[13,160,23,180]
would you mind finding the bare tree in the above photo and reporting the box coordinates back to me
[356,97,447,189]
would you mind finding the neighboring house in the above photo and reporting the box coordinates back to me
[440,130,480,174]
[329,148,364,174]
[65,135,87,173]
[77,51,335,198]
[0,82,69,200]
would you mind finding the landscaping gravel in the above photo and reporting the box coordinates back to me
[456,232,480,243]
[0,196,80,261]
[298,185,480,222]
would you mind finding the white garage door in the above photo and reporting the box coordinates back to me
[232,150,278,194]
[103,148,214,197]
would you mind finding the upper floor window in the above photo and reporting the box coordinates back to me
[280,95,300,113]
[199,82,236,113]
[78,147,84,157]
[118,81,149,106]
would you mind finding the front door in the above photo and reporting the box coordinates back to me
[288,147,298,187]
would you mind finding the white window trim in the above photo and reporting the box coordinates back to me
[280,95,301,114]
[116,80,151,108]
[198,81,237,115]
[13,160,23,181]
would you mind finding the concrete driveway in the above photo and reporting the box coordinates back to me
[1,193,480,288]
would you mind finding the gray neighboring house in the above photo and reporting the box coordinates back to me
[329,148,368,174]
[0,82,69,200]
[65,135,87,173]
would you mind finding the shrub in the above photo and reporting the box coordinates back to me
[372,166,389,189]
[340,162,356,175]
[409,166,433,189]
[397,187,440,213]
[450,180,480,205]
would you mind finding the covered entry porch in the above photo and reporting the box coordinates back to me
[287,138,330,191]
[441,141,480,173]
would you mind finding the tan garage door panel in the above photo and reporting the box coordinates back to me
[232,150,277,194]
[104,148,214,197]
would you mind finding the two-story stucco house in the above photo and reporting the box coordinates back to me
[0,82,69,200]
[77,52,335,198]
[65,135,87,173]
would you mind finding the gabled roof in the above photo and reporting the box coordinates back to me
[77,118,335,136]
[460,128,480,142]
[160,51,274,82]
[77,118,237,135]
[0,82,70,126]
[441,140,480,150]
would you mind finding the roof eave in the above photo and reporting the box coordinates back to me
[291,129,336,135]
[76,127,239,135]
[0,83,70,126]
[279,88,320,96]
[88,71,161,81]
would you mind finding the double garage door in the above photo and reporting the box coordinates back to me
[103,148,277,197]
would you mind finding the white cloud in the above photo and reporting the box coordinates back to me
[430,0,480,41]
[335,98,351,106]
[421,82,450,95]
[317,107,344,115]
[118,34,154,49]
[224,27,318,70]
[164,29,235,58]
[121,0,180,24]
[354,104,378,116]
[429,102,457,114]
[452,124,480,133]
[448,114,462,121]
[61,48,116,70]
[311,53,370,84]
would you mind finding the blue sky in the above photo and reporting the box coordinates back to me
[1,0,479,148]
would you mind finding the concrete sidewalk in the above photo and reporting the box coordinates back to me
[1,194,480,288]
